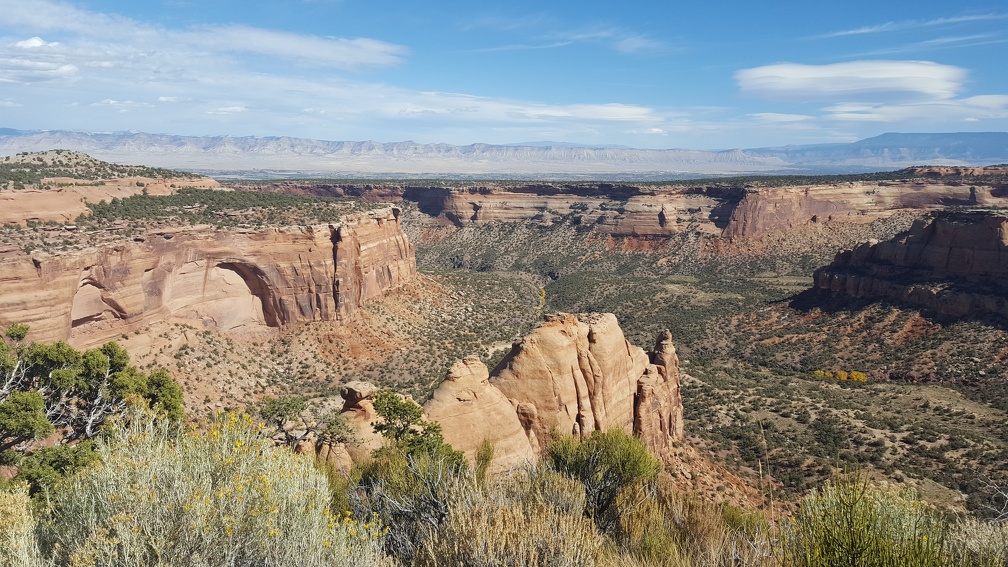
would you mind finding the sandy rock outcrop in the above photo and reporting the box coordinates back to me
[423,356,535,473]
[489,313,684,457]
[0,207,415,347]
[635,331,685,454]
[812,211,1008,319]
[338,380,385,453]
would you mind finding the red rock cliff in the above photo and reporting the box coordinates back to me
[812,211,1008,319]
[0,207,415,347]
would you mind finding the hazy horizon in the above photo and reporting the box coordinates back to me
[1,0,1007,150]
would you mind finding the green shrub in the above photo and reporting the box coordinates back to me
[350,446,465,564]
[789,472,946,567]
[36,410,385,567]
[547,429,661,533]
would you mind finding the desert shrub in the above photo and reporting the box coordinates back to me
[36,410,385,567]
[788,472,946,567]
[946,516,1008,566]
[10,441,98,496]
[0,485,43,567]
[350,446,466,565]
[414,466,606,567]
[616,474,773,567]
[547,429,661,533]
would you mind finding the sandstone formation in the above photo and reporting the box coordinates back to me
[812,211,1008,319]
[423,356,535,473]
[338,380,386,452]
[722,182,1007,240]
[490,313,684,457]
[0,207,416,347]
[249,177,1008,243]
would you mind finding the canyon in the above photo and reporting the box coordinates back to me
[246,172,1008,242]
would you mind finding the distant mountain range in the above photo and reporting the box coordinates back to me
[1,129,1005,179]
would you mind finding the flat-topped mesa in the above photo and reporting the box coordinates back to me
[812,210,1008,319]
[428,313,685,470]
[0,207,416,347]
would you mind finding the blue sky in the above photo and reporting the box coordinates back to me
[1,0,1006,149]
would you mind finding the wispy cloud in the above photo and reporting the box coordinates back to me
[464,12,668,55]
[736,60,966,101]
[846,35,1008,57]
[0,0,407,71]
[814,13,1008,39]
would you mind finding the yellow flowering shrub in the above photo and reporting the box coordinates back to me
[36,410,385,567]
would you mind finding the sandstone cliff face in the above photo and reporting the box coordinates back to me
[0,207,415,347]
[490,313,684,457]
[423,356,535,473]
[723,182,1007,239]
[812,211,1008,319]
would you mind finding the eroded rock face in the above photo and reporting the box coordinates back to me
[424,356,535,473]
[0,207,416,347]
[722,182,1006,240]
[812,211,1008,319]
[635,331,684,454]
[489,313,684,457]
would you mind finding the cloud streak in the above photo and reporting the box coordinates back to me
[814,13,1008,38]
[735,60,966,101]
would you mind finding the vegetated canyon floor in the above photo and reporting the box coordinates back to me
[5,161,1006,517]
[98,200,1008,517]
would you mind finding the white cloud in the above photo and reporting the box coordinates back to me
[0,57,78,82]
[822,95,1008,123]
[14,36,60,48]
[747,113,815,123]
[0,99,23,107]
[0,0,407,71]
[735,60,966,101]
[188,25,407,69]
[207,106,248,115]
[90,99,154,112]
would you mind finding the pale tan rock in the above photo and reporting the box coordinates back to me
[317,441,354,472]
[424,356,535,473]
[339,381,385,454]
[491,313,657,455]
[634,331,685,455]
[0,207,416,347]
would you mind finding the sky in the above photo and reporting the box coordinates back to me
[1,0,1007,149]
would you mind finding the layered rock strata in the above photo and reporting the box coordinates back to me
[812,211,1008,319]
[0,207,415,347]
[723,182,1006,239]
[250,178,1008,241]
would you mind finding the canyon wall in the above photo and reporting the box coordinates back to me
[722,181,1004,239]
[0,207,415,347]
[812,211,1008,319]
[249,177,1008,242]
